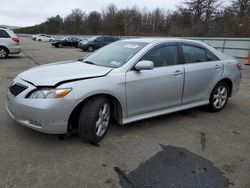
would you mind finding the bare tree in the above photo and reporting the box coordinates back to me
[86,11,102,34]
[15,2,250,37]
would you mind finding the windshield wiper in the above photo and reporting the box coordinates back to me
[77,58,84,61]
[78,59,103,67]
[82,60,96,65]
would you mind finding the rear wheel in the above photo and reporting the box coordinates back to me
[78,97,111,144]
[0,48,8,59]
[38,39,42,42]
[208,82,229,112]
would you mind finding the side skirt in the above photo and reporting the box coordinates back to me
[122,100,209,125]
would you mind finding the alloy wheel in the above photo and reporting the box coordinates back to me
[95,103,110,137]
[213,85,228,109]
[0,49,7,58]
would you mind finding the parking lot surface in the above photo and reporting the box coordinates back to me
[0,37,250,188]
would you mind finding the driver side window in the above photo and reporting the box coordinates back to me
[140,45,179,67]
[97,37,104,42]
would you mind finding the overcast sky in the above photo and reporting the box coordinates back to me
[0,0,183,27]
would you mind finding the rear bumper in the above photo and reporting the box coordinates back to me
[9,46,21,54]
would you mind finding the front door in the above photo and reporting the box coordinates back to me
[126,44,184,117]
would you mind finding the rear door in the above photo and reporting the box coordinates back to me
[181,43,223,104]
[96,37,105,48]
[104,37,113,46]
[126,43,184,117]
[64,37,72,46]
[71,37,80,46]
[0,29,11,47]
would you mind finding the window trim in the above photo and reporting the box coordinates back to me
[0,29,10,38]
[205,48,220,61]
[129,42,181,71]
[180,42,220,64]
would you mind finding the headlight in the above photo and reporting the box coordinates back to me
[28,88,71,99]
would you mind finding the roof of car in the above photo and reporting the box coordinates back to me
[122,37,203,45]
[0,27,10,31]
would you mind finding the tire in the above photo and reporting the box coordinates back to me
[38,39,42,42]
[208,82,229,112]
[0,47,8,59]
[78,97,111,144]
[87,45,94,52]
[58,43,63,48]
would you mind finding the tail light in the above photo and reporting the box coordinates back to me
[236,63,242,71]
[11,37,19,43]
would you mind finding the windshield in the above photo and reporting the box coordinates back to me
[81,41,148,68]
[88,36,98,41]
[62,37,68,40]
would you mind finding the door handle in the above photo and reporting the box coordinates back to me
[173,70,183,76]
[214,64,222,70]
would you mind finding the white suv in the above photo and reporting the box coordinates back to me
[0,27,21,59]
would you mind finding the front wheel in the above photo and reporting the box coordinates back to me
[78,97,111,144]
[87,45,94,52]
[208,82,229,112]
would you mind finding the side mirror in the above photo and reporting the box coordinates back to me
[135,60,154,71]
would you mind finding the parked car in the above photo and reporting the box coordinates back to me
[0,27,21,59]
[32,34,46,41]
[36,35,54,42]
[51,36,82,48]
[6,38,241,144]
[78,36,119,52]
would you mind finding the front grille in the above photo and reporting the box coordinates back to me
[9,83,27,96]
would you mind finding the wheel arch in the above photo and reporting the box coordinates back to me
[0,45,10,54]
[87,45,94,51]
[68,93,123,132]
[216,78,233,97]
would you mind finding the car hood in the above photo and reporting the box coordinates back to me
[18,60,113,86]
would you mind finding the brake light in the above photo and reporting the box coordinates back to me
[236,63,242,70]
[11,37,19,43]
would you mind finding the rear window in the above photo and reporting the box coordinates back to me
[8,30,17,37]
[206,49,219,61]
[104,37,116,42]
[97,37,104,42]
[182,44,207,63]
[0,30,10,38]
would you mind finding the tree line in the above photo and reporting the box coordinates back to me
[15,0,250,37]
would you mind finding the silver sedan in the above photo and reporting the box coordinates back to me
[6,38,242,143]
